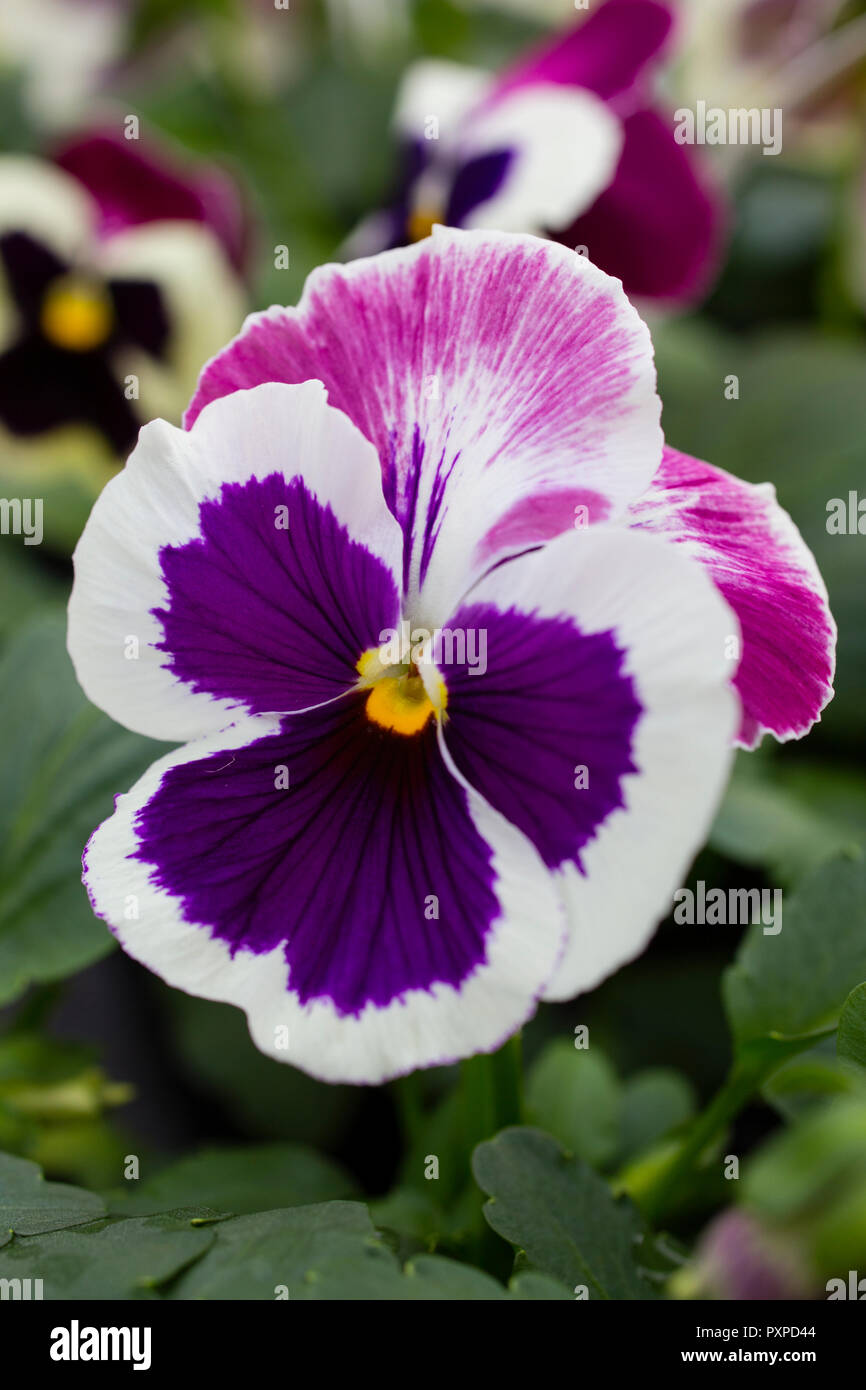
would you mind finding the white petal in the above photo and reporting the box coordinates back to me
[459,83,624,234]
[393,58,492,143]
[68,381,404,741]
[435,525,740,1001]
[96,221,246,425]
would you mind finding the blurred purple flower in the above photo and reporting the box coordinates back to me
[347,0,724,303]
[55,129,250,275]
[680,1209,815,1301]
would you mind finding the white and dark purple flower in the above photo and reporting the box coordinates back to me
[68,229,834,1084]
[0,130,245,545]
[346,0,723,303]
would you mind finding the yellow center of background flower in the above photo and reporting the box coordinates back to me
[407,208,439,242]
[41,276,114,353]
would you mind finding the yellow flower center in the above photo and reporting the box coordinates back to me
[41,275,114,352]
[356,646,447,737]
[365,673,435,735]
[406,208,439,243]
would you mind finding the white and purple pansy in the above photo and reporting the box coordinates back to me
[54,129,249,275]
[0,130,245,545]
[68,228,835,1085]
[346,0,723,304]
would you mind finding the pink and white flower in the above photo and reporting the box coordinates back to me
[68,229,834,1084]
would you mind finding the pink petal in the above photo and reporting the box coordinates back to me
[492,0,673,107]
[626,447,836,747]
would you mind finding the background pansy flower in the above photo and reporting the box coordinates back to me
[0,131,246,550]
[54,128,250,274]
[345,0,722,304]
[69,229,834,1085]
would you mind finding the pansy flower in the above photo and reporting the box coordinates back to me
[346,0,722,303]
[69,229,834,1084]
[0,130,245,548]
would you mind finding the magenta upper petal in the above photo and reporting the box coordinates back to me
[54,129,248,271]
[186,229,662,624]
[492,0,673,106]
[561,108,723,304]
[626,447,836,748]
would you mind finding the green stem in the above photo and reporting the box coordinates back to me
[455,1034,524,1275]
[393,1070,425,1148]
[459,1032,524,1154]
[631,1033,835,1224]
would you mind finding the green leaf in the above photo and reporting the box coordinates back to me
[170,1202,402,1299]
[723,851,866,1048]
[508,1270,573,1300]
[0,614,169,1004]
[744,1098,866,1221]
[742,1099,866,1276]
[105,1143,357,1217]
[0,1153,105,1245]
[762,1034,864,1120]
[171,1201,510,1300]
[369,1187,442,1244]
[526,1040,621,1169]
[0,545,64,644]
[711,757,866,885]
[838,983,866,1069]
[472,1127,657,1299]
[400,1253,508,1300]
[0,1210,215,1298]
[618,1069,697,1164]
[0,1031,95,1087]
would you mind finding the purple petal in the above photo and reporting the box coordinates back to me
[691,1210,814,1301]
[54,129,248,271]
[491,0,673,106]
[83,707,564,1084]
[440,602,641,871]
[626,447,836,748]
[445,148,515,227]
[153,471,401,719]
[561,108,723,304]
[135,700,501,1013]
